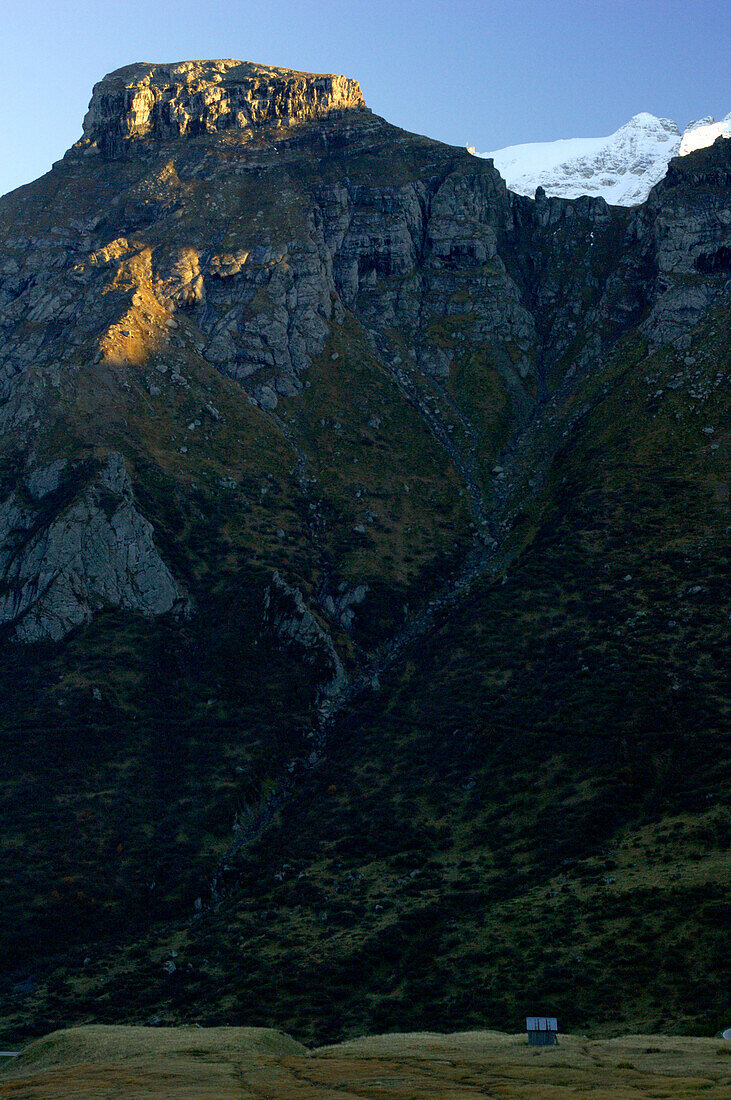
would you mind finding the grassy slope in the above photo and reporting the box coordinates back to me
[2,1026,730,1099]
[179,320,725,1044]
[3,312,724,1047]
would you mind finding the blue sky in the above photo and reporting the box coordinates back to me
[1,0,728,196]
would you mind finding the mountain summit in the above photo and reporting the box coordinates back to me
[0,60,728,1046]
[478,111,730,205]
[79,59,367,157]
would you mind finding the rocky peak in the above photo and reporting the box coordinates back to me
[480,110,730,205]
[79,58,367,157]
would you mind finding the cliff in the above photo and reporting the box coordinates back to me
[77,59,367,157]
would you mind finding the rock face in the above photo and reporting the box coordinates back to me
[79,59,367,157]
[0,453,183,641]
[264,571,348,710]
[0,61,728,648]
[640,148,731,347]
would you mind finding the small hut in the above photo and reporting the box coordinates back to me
[526,1016,558,1045]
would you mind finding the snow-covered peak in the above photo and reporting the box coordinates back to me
[679,114,731,155]
[475,111,729,206]
[621,112,680,135]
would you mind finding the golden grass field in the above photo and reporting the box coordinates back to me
[1,1025,729,1099]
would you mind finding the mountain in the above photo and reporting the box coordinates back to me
[478,111,731,205]
[0,60,729,1047]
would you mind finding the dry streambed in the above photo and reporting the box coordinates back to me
[1,1024,730,1098]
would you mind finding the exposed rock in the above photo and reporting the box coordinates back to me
[78,59,367,158]
[25,459,67,500]
[0,61,726,663]
[155,245,205,311]
[322,582,369,630]
[0,453,184,642]
[641,143,731,346]
[263,571,348,706]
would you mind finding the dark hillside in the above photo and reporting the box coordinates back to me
[0,60,728,1044]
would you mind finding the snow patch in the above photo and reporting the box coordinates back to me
[679,113,731,155]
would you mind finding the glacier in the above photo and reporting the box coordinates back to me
[475,111,731,206]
